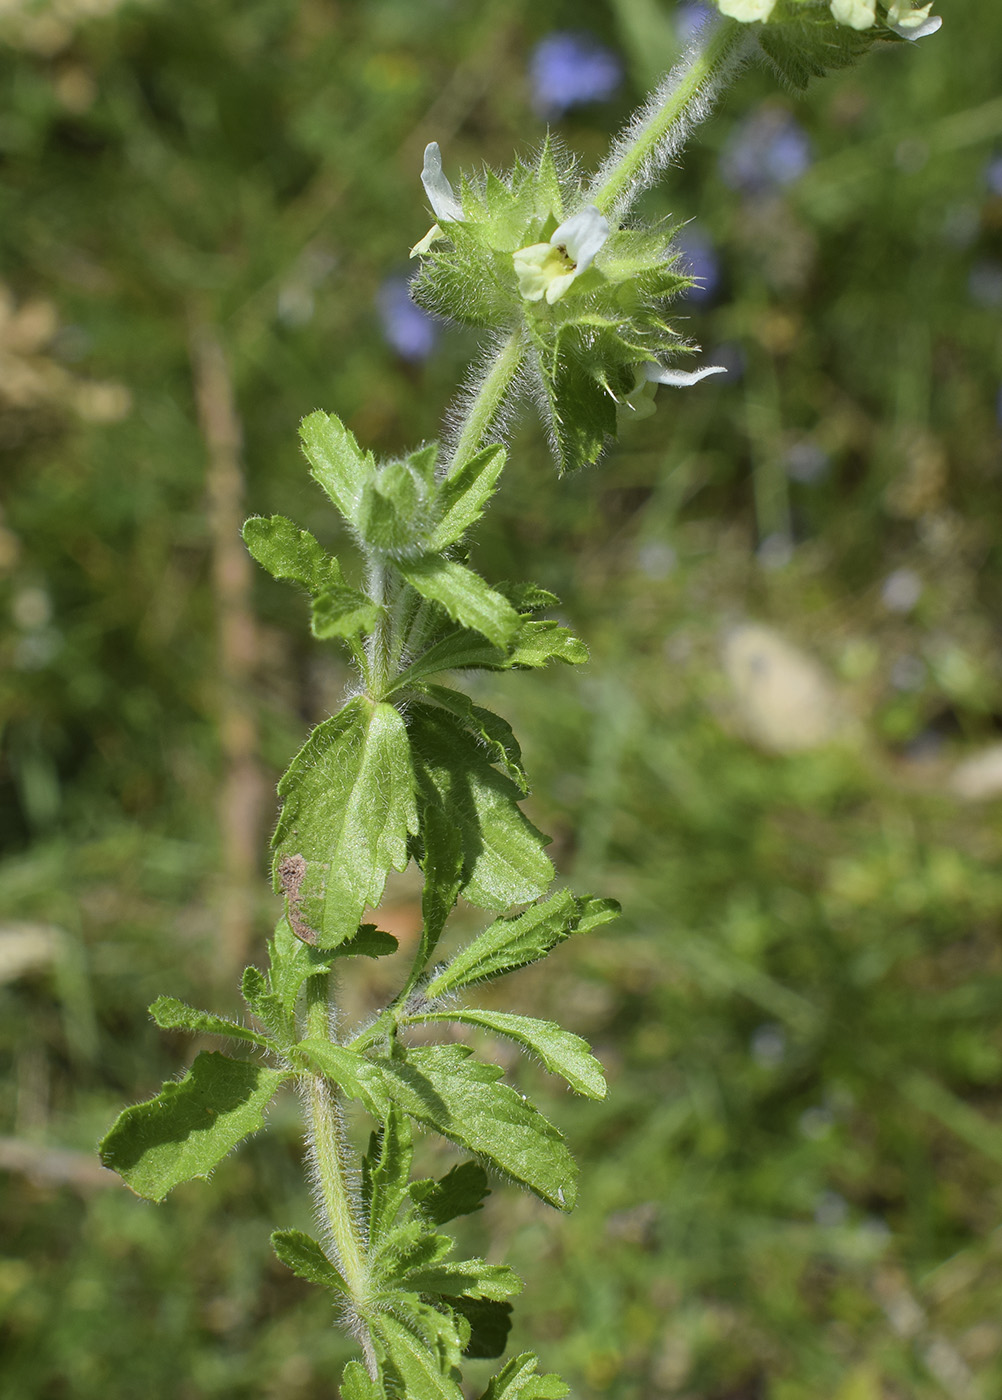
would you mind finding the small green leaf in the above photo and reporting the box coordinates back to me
[425,892,619,998]
[99,1053,287,1202]
[508,619,588,668]
[273,696,417,948]
[409,704,553,913]
[241,965,293,1045]
[427,445,506,551]
[397,556,519,650]
[378,1045,578,1211]
[480,1354,570,1400]
[296,1039,393,1117]
[410,1161,491,1225]
[410,1010,606,1099]
[451,1298,513,1361]
[340,1360,384,1400]
[374,1307,465,1400]
[299,410,373,527]
[374,1223,453,1282]
[149,995,271,1048]
[242,515,343,596]
[367,1107,415,1247]
[403,1260,522,1302]
[310,584,381,640]
[271,1229,348,1294]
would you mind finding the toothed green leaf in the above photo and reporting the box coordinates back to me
[240,965,293,1045]
[340,1360,384,1400]
[273,697,417,948]
[366,1107,415,1247]
[451,1298,514,1361]
[403,1260,522,1302]
[409,1010,606,1099]
[414,685,527,793]
[427,445,506,551]
[149,995,272,1048]
[373,1305,465,1400]
[242,515,343,595]
[397,556,520,650]
[378,1045,577,1211]
[99,1053,287,1202]
[480,1353,570,1400]
[300,409,373,526]
[410,1161,491,1225]
[268,917,399,1022]
[271,1229,348,1294]
[425,891,619,997]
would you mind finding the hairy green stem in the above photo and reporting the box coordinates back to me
[450,327,525,470]
[589,17,744,216]
[304,975,377,1375]
[365,559,390,698]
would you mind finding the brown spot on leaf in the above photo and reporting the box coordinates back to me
[278,853,317,944]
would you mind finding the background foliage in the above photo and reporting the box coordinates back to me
[2,1,1002,1397]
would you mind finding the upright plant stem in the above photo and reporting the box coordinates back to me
[450,327,525,470]
[304,974,376,1376]
[589,17,745,216]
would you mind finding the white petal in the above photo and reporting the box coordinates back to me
[890,15,941,37]
[421,142,462,223]
[551,205,610,275]
[643,363,728,387]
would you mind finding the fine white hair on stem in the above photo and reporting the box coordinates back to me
[587,24,752,222]
[442,329,529,465]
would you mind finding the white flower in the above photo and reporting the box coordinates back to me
[421,142,462,222]
[885,1,942,38]
[410,142,462,257]
[717,0,777,20]
[619,360,728,422]
[512,205,610,305]
[830,0,876,28]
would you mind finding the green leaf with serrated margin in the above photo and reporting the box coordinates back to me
[416,685,527,793]
[271,1229,348,1294]
[378,1045,577,1211]
[408,704,552,913]
[426,892,619,998]
[508,619,588,668]
[296,1039,393,1117]
[410,1161,490,1225]
[758,17,872,92]
[451,1299,513,1361]
[99,1053,287,1202]
[340,1361,384,1400]
[480,1353,569,1400]
[273,696,417,948]
[374,1307,465,1400]
[299,410,373,527]
[410,1010,606,1099]
[375,1223,452,1281]
[241,965,293,1045]
[388,618,587,692]
[242,515,343,595]
[367,1107,414,1247]
[150,995,272,1048]
[427,445,506,551]
[397,556,519,650]
[403,1260,522,1301]
[311,584,381,640]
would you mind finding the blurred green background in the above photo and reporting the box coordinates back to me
[2,1,1002,1396]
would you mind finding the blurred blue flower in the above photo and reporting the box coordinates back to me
[720,106,812,195]
[675,1,714,42]
[986,154,1002,197]
[529,32,622,120]
[675,224,720,303]
[377,277,437,361]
